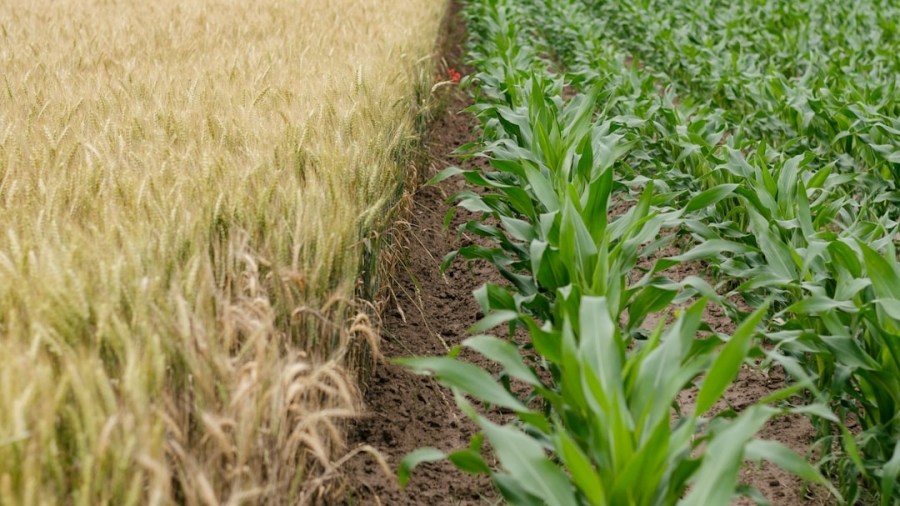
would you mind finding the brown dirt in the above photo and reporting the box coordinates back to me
[339,3,498,505]
[341,1,828,505]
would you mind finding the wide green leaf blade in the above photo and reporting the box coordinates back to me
[681,405,775,506]
[556,427,607,506]
[479,419,577,506]
[493,473,545,506]
[523,164,561,212]
[627,284,678,330]
[469,310,519,333]
[463,335,542,387]
[500,215,537,242]
[448,449,492,476]
[658,239,757,267]
[398,448,445,487]
[744,439,838,498]
[426,166,465,186]
[881,441,900,506]
[684,184,739,213]
[782,295,857,315]
[397,357,528,412]
[860,241,900,300]
[695,302,768,415]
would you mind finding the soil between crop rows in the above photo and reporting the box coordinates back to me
[341,4,498,504]
[343,2,828,504]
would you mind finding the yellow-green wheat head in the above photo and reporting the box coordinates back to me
[0,0,446,503]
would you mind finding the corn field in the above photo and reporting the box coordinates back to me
[400,0,900,504]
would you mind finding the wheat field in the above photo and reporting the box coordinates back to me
[0,0,447,503]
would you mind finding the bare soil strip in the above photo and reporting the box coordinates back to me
[341,4,499,504]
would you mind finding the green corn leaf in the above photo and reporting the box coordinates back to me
[591,234,610,296]
[473,283,517,312]
[397,356,528,412]
[426,166,465,186]
[834,277,871,303]
[539,211,560,242]
[523,163,561,212]
[782,295,857,315]
[530,240,549,281]
[523,317,563,365]
[498,266,538,297]
[579,297,623,385]
[665,454,702,503]
[744,439,838,498]
[820,336,877,370]
[561,191,599,284]
[684,183,739,213]
[733,186,770,220]
[584,165,613,244]
[503,186,538,220]
[749,208,797,281]
[574,127,595,182]
[881,441,900,506]
[470,309,519,333]
[469,432,484,453]
[555,427,607,506]
[796,179,815,239]
[463,335,542,387]
[531,240,569,289]
[459,195,494,214]
[627,284,678,330]
[610,417,670,505]
[655,239,756,273]
[448,449,492,476]
[439,250,458,273]
[840,425,867,479]
[559,313,589,410]
[776,155,803,203]
[756,168,780,214]
[734,485,770,506]
[874,299,900,321]
[681,405,776,506]
[635,298,707,431]
[398,448,446,488]
[806,164,832,189]
[500,215,537,242]
[493,473,545,506]
[582,361,632,479]
[696,301,768,415]
[786,403,839,422]
[860,241,900,300]
[463,169,508,189]
[479,418,577,506]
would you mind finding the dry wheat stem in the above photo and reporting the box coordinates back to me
[0,0,448,503]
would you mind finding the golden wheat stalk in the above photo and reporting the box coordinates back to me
[0,0,448,503]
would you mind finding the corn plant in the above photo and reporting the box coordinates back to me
[516,0,900,500]
[400,296,836,506]
[741,228,900,504]
[398,0,840,503]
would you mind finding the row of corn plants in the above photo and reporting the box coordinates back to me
[525,0,900,502]
[396,0,848,504]
[581,0,900,193]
